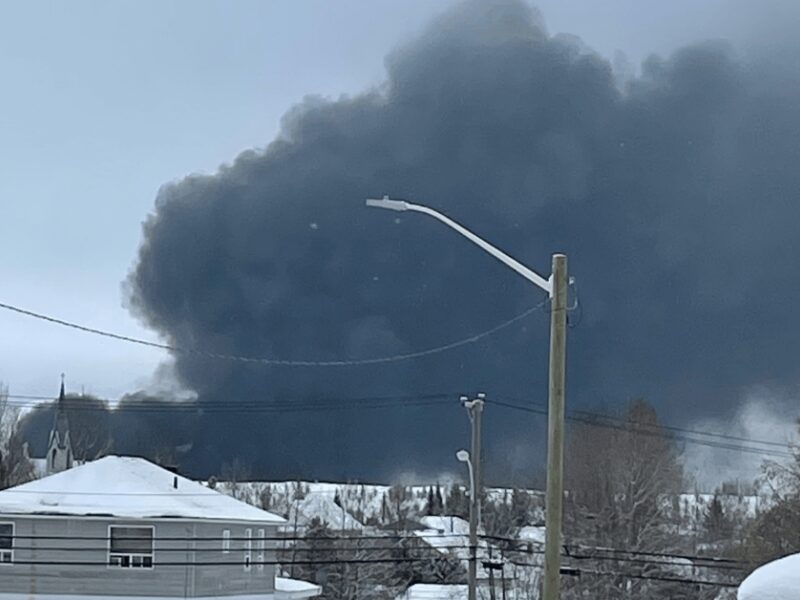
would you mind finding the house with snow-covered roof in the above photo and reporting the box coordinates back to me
[0,455,320,600]
[410,516,498,583]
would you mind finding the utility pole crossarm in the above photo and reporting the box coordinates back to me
[366,197,553,296]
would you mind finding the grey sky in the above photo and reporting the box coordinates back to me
[0,0,771,400]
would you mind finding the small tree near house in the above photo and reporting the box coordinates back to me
[0,383,34,490]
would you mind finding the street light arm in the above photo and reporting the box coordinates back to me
[367,197,552,296]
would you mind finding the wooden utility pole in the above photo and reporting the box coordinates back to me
[542,254,568,600]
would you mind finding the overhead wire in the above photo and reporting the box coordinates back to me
[4,295,792,454]
[1,392,461,414]
[6,532,745,568]
[487,398,795,459]
[3,542,744,588]
[5,390,793,458]
[0,299,547,367]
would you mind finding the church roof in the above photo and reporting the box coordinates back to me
[0,456,285,523]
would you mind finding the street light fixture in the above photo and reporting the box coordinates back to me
[456,447,478,600]
[455,449,475,503]
[367,195,568,600]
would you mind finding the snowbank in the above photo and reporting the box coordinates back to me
[738,553,800,600]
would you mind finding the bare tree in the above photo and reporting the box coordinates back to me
[221,458,252,501]
[563,399,689,599]
[65,394,113,461]
[742,422,800,566]
[0,383,35,489]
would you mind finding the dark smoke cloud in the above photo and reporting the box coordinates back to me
[126,0,800,481]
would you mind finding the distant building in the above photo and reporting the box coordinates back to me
[0,455,320,600]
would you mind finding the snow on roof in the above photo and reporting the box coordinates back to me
[518,525,545,545]
[276,577,322,599]
[396,584,467,600]
[286,493,363,530]
[0,456,284,523]
[30,458,48,479]
[419,515,470,535]
[738,553,800,600]
[413,515,494,579]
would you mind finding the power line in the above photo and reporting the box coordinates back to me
[6,533,744,569]
[484,535,745,566]
[558,566,739,589]
[4,533,747,586]
[0,299,547,367]
[7,386,793,458]
[7,533,470,542]
[566,405,793,450]
[488,398,795,459]
[2,392,461,414]
[4,397,457,415]
[4,552,741,588]
[495,397,794,451]
[6,387,793,452]
[0,557,445,567]
[566,551,744,572]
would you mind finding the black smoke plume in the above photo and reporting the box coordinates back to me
[124,0,800,481]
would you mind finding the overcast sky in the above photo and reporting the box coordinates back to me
[0,0,775,400]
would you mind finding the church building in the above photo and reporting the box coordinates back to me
[45,376,73,475]
[26,376,75,478]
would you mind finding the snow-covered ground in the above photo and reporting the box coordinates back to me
[216,480,547,527]
[284,492,364,531]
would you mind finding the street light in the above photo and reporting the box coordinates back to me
[365,197,552,293]
[456,448,477,600]
[456,448,479,523]
[367,196,568,600]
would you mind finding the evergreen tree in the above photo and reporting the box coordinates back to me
[446,482,469,519]
[703,493,733,542]
[425,486,436,516]
[435,483,444,515]
[511,487,535,527]
[380,491,390,524]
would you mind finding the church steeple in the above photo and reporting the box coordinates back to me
[46,374,73,475]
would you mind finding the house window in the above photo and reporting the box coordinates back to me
[257,528,265,571]
[222,529,230,554]
[243,528,252,572]
[109,526,154,569]
[0,523,13,564]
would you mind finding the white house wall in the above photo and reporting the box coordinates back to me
[0,516,278,599]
